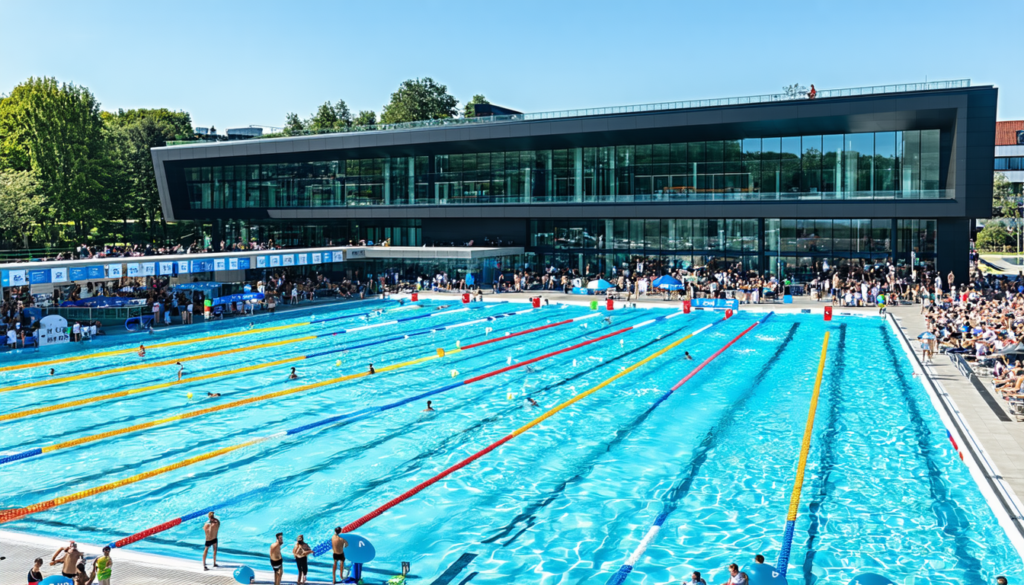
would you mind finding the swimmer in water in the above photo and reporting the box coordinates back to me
[368,363,375,375]
[176,361,185,381]
[526,397,539,408]
[138,344,146,358]
[207,391,221,398]
[248,322,254,330]
[525,366,536,373]
[289,367,299,380]
[423,400,435,412]
[604,317,612,325]
[684,352,694,361]
[49,368,55,376]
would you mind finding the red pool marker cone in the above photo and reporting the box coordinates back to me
[462,293,470,304]
[683,299,691,314]
[824,306,832,321]
[411,292,418,302]
[606,297,614,311]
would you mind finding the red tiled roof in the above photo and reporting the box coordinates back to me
[997,121,1024,146]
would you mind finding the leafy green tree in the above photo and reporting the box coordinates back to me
[380,78,459,124]
[106,117,173,240]
[353,110,376,126]
[0,170,42,247]
[0,77,111,235]
[284,112,306,135]
[463,94,488,118]
[102,108,193,140]
[993,172,1019,252]
[309,99,352,132]
[977,222,1014,251]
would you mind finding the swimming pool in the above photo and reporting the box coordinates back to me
[0,300,1021,584]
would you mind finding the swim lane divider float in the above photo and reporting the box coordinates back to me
[0,310,641,523]
[602,312,774,584]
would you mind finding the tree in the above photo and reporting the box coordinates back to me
[308,99,352,132]
[0,77,112,235]
[0,170,42,247]
[463,94,489,118]
[380,77,459,124]
[284,113,305,135]
[106,116,174,240]
[993,172,1019,253]
[977,222,1014,251]
[102,108,192,140]
[782,83,808,99]
[353,110,376,126]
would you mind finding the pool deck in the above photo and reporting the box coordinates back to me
[5,291,1024,580]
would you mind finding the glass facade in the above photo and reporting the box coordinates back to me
[209,219,422,249]
[995,157,1024,171]
[183,130,946,209]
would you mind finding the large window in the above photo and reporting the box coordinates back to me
[182,130,947,209]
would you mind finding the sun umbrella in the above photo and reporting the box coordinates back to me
[918,332,936,340]
[652,275,683,291]
[587,279,614,291]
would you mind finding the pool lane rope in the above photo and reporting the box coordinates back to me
[0,305,482,414]
[306,315,725,555]
[0,310,639,523]
[0,301,399,374]
[0,304,460,395]
[775,332,830,578]
[601,312,774,585]
[0,308,590,465]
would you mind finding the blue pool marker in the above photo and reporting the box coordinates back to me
[233,565,255,584]
[747,563,787,585]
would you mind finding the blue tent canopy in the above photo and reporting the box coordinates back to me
[587,279,614,291]
[213,292,264,307]
[653,275,684,291]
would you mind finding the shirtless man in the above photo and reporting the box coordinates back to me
[331,527,349,585]
[138,344,146,358]
[423,400,435,412]
[176,361,185,381]
[270,532,284,585]
[50,540,82,580]
[289,367,299,380]
[203,511,220,570]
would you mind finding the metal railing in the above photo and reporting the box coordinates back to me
[165,80,971,146]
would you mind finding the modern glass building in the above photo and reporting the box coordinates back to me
[153,80,996,281]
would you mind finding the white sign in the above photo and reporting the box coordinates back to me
[282,254,295,266]
[346,249,366,260]
[9,270,27,286]
[312,253,322,264]
[126,264,141,277]
[107,264,123,278]
[214,258,226,271]
[229,257,239,270]
[297,254,308,266]
[38,315,69,347]
[51,268,68,283]
[142,263,156,276]
[270,255,281,267]
[159,262,174,275]
[332,251,345,262]
[177,260,190,274]
[257,256,267,268]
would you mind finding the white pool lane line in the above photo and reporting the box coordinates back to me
[887,313,1024,562]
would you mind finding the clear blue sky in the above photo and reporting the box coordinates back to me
[1,0,1020,129]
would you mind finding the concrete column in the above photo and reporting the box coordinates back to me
[383,159,391,205]
[936,218,970,285]
[574,147,583,202]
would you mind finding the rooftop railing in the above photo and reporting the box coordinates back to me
[165,80,971,146]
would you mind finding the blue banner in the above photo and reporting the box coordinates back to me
[238,257,251,270]
[1,271,7,287]
[191,260,215,273]
[691,298,739,311]
[29,269,51,284]
[87,265,105,279]
[69,267,88,281]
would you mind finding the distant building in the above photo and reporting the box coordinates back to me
[996,120,1024,196]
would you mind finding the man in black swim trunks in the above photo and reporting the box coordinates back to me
[270,532,284,585]
[331,527,349,585]
[202,511,220,570]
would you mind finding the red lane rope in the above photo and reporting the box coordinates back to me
[668,320,762,391]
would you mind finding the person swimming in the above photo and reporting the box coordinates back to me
[207,391,221,398]
[248,322,254,329]
[176,361,185,381]
[289,367,299,380]
[49,368,55,376]
[138,344,146,358]
[368,363,375,375]
[684,352,694,360]
[423,400,435,412]
[525,397,539,408]
[604,317,612,325]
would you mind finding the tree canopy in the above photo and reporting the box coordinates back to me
[463,94,488,118]
[353,110,376,126]
[380,77,459,124]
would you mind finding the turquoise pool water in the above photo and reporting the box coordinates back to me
[0,301,1020,584]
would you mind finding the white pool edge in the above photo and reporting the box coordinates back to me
[886,314,1024,565]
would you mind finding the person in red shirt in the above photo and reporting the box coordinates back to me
[808,84,817,99]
